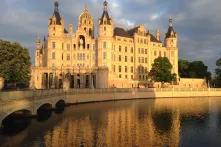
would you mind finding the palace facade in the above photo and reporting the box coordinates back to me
[30,1,178,89]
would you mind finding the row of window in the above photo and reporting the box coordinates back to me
[112,65,134,73]
[119,74,134,80]
[138,48,148,54]
[138,57,148,64]
[52,42,95,51]
[52,52,95,61]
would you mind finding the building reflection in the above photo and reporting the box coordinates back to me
[0,98,216,147]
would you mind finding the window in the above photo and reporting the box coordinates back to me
[52,52,55,59]
[154,51,157,56]
[113,65,116,72]
[119,74,122,78]
[103,52,106,60]
[138,48,140,54]
[131,47,133,53]
[73,44,76,50]
[125,47,127,52]
[131,57,133,62]
[119,46,122,52]
[131,75,134,80]
[145,58,147,63]
[103,42,107,49]
[125,75,128,79]
[119,66,122,72]
[138,57,140,63]
[67,54,70,60]
[104,26,106,31]
[119,55,121,62]
[141,48,144,54]
[159,51,162,57]
[67,44,70,51]
[125,56,127,62]
[131,66,133,73]
[125,66,127,72]
[52,42,56,49]
[145,67,147,73]
[87,44,90,49]
[145,49,147,54]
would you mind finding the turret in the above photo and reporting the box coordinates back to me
[99,0,113,37]
[48,1,64,37]
[35,35,42,67]
[165,17,177,48]
[156,29,160,41]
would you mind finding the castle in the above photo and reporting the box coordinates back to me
[30,0,179,89]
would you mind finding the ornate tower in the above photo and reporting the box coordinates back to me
[47,1,65,68]
[165,17,178,76]
[48,1,64,37]
[165,17,177,48]
[98,0,113,67]
[78,7,94,38]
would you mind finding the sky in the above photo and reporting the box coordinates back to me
[0,0,220,72]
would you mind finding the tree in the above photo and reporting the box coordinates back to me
[0,40,31,87]
[214,57,221,87]
[149,57,176,83]
[178,59,211,81]
[178,59,190,78]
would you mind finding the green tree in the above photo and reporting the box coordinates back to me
[214,57,221,87]
[178,59,190,78]
[178,59,211,81]
[149,57,176,83]
[0,40,31,87]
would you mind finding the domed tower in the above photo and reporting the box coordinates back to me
[99,0,113,37]
[78,7,94,38]
[48,1,64,37]
[97,0,113,67]
[165,17,177,48]
[165,17,178,77]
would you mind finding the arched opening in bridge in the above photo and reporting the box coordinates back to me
[1,109,32,135]
[152,111,173,134]
[37,103,52,121]
[55,100,66,114]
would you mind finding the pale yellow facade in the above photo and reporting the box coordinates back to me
[31,1,178,89]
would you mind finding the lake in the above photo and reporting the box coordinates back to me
[1,97,221,147]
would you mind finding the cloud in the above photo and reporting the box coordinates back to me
[0,0,220,73]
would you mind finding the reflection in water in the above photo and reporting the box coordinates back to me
[1,98,221,147]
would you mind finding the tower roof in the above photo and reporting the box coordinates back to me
[50,1,62,25]
[165,17,176,38]
[100,0,111,25]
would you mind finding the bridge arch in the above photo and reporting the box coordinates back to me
[37,103,53,121]
[1,109,32,134]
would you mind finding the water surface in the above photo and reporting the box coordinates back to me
[1,97,221,147]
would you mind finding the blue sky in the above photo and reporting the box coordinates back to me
[0,0,220,72]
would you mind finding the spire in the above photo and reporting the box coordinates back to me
[169,16,173,27]
[54,0,59,12]
[35,33,40,44]
[50,0,62,25]
[165,16,176,38]
[104,0,108,11]
[100,0,111,25]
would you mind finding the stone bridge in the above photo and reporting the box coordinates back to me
[1,88,221,127]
